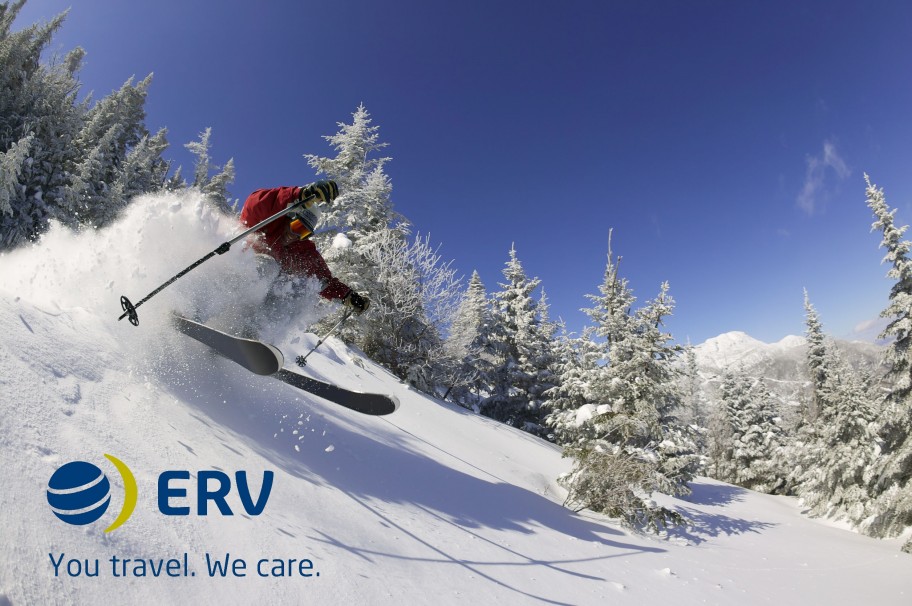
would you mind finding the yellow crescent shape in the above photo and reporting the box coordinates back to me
[103,453,137,533]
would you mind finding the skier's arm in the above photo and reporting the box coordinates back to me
[242,183,337,227]
[284,240,350,301]
[240,187,299,228]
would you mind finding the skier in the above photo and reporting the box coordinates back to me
[239,181,370,314]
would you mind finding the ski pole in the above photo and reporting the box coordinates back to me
[295,309,353,367]
[118,192,320,326]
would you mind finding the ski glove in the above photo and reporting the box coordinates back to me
[343,290,370,314]
[300,180,339,205]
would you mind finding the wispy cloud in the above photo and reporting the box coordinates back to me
[852,316,891,344]
[797,139,850,215]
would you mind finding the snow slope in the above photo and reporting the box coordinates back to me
[1,192,910,605]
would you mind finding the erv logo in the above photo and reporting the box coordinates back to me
[47,455,274,532]
[46,455,137,533]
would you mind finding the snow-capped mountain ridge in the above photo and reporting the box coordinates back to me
[696,331,792,368]
[695,329,883,374]
[692,329,886,416]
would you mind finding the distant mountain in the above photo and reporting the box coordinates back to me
[691,331,887,418]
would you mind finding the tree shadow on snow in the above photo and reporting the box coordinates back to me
[679,481,747,507]
[662,482,776,545]
[664,506,777,545]
[154,347,665,605]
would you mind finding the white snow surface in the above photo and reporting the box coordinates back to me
[1,192,910,605]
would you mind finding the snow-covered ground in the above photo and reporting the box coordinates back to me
[1,192,910,605]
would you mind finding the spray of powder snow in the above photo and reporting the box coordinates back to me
[0,191,330,376]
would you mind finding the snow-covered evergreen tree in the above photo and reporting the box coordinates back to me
[582,246,695,489]
[547,233,695,529]
[0,3,172,244]
[738,381,786,494]
[534,286,562,421]
[64,74,160,226]
[185,127,236,213]
[544,327,601,444]
[780,291,832,492]
[443,270,496,408]
[447,271,489,361]
[0,4,83,247]
[709,367,785,493]
[803,289,827,422]
[707,368,748,484]
[303,105,413,361]
[864,175,912,552]
[110,128,170,205]
[798,345,880,522]
[679,344,706,428]
[482,245,556,435]
[779,292,833,495]
[0,133,34,225]
[305,104,406,246]
[65,123,123,225]
[359,231,462,392]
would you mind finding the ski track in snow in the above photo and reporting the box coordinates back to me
[1,192,910,605]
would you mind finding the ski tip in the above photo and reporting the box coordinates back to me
[266,343,285,371]
[387,394,401,414]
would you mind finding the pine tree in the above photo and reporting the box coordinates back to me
[482,245,556,435]
[110,128,170,204]
[358,230,462,392]
[532,287,561,425]
[545,327,602,444]
[305,103,405,245]
[738,381,786,493]
[185,127,236,213]
[444,270,496,407]
[679,344,706,428]
[864,175,912,552]
[65,74,158,226]
[798,346,879,522]
[448,271,490,359]
[65,123,123,225]
[707,368,749,484]
[553,330,598,431]
[581,245,689,474]
[548,233,694,529]
[0,4,172,244]
[708,367,785,492]
[0,133,34,225]
[0,4,83,247]
[303,105,411,359]
[804,289,828,422]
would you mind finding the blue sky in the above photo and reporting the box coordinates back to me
[16,0,912,344]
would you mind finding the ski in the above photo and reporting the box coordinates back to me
[172,315,283,375]
[172,315,398,416]
[274,369,398,416]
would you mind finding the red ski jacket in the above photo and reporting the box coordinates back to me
[239,186,350,301]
